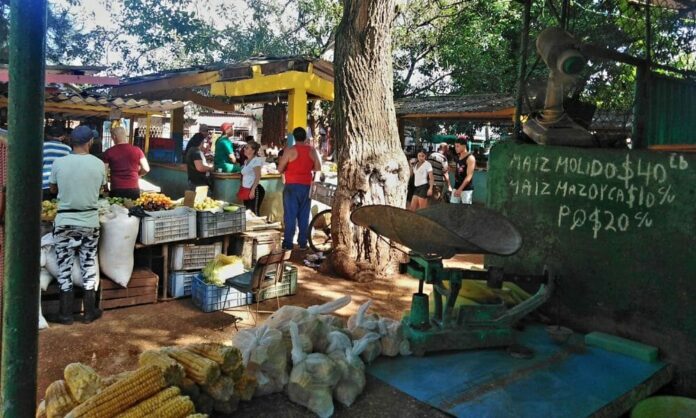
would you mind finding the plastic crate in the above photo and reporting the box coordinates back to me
[148,149,177,163]
[256,263,298,302]
[139,207,197,245]
[197,207,246,238]
[191,274,253,313]
[311,182,336,206]
[168,271,199,298]
[170,242,222,270]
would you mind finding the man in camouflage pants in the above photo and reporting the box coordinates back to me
[49,126,106,324]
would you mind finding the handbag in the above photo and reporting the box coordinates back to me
[237,186,252,201]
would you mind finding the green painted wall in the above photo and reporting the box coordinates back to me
[486,142,696,395]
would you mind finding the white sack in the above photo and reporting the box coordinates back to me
[38,269,52,330]
[330,332,381,407]
[99,204,139,287]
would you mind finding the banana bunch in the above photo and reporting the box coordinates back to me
[135,192,174,211]
[41,199,58,221]
[194,197,225,212]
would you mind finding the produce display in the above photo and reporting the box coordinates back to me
[201,254,245,286]
[38,342,252,418]
[134,192,175,211]
[41,200,58,221]
[193,197,225,212]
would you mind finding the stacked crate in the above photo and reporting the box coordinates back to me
[168,241,223,298]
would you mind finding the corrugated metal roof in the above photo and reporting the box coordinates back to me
[0,90,184,117]
[394,94,515,117]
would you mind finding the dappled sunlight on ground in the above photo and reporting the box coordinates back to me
[36,253,485,402]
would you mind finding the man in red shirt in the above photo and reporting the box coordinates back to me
[278,127,321,250]
[103,126,150,199]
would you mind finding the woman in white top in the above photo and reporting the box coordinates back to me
[409,149,434,211]
[237,141,266,214]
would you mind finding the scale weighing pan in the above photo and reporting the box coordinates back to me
[351,205,522,258]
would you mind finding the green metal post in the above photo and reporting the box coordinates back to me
[1,0,47,415]
[513,0,532,138]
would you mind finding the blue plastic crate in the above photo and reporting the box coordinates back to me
[169,271,200,298]
[191,274,253,313]
[148,149,177,163]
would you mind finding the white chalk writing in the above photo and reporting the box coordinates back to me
[507,152,686,239]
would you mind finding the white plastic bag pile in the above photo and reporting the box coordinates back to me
[231,295,413,417]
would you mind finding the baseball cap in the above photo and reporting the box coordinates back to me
[220,122,233,133]
[71,125,95,144]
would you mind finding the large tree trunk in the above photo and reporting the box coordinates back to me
[327,0,409,282]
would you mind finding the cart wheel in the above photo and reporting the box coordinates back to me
[308,209,333,254]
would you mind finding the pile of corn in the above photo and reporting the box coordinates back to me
[37,342,256,418]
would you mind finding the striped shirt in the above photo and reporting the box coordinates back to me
[42,140,71,189]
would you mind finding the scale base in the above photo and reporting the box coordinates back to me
[403,312,515,356]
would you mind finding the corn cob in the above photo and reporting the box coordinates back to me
[193,393,214,415]
[36,400,47,418]
[213,396,239,415]
[186,415,209,418]
[177,377,200,401]
[101,371,134,387]
[227,363,245,381]
[233,373,258,401]
[139,350,185,386]
[151,395,194,418]
[162,347,220,386]
[64,363,103,403]
[46,380,78,418]
[201,375,235,402]
[65,365,166,418]
[186,343,242,375]
[114,386,180,418]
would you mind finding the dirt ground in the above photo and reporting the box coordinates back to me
[35,253,483,416]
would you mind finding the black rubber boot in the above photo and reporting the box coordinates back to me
[82,289,102,324]
[57,290,74,325]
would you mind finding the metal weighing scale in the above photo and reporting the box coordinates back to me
[351,204,554,356]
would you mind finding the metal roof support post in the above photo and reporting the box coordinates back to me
[1,0,46,415]
[287,88,308,146]
[513,0,532,139]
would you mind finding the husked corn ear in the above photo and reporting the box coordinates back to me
[186,414,209,418]
[46,380,78,418]
[65,365,166,418]
[187,343,242,375]
[162,347,220,386]
[233,373,258,401]
[139,350,185,386]
[177,377,200,401]
[227,362,244,381]
[64,363,102,403]
[101,371,134,387]
[193,394,214,415]
[202,375,235,402]
[151,395,194,418]
[114,387,180,418]
[213,396,239,415]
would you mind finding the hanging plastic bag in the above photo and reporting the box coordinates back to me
[99,204,139,286]
[287,322,341,418]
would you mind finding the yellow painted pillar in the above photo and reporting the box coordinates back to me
[287,88,307,141]
[144,113,152,154]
